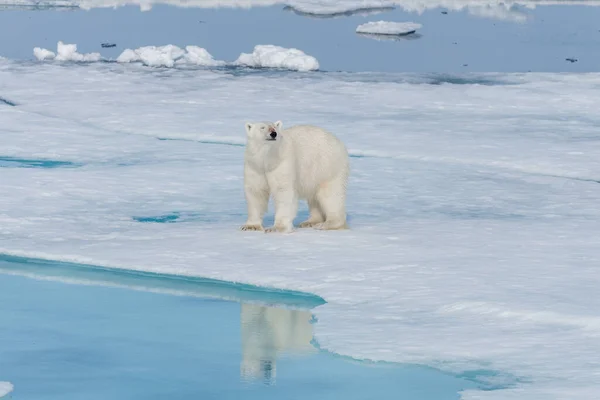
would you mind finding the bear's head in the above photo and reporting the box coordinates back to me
[245,121,283,143]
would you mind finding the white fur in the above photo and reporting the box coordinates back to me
[240,121,349,233]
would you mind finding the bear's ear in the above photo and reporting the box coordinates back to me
[245,122,253,135]
[274,120,283,131]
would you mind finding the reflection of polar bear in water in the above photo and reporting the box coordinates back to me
[240,121,350,233]
[240,304,315,384]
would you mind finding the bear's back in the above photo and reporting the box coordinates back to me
[283,125,349,196]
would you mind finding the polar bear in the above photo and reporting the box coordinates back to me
[240,120,349,233]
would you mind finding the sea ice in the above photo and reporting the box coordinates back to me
[234,44,319,71]
[55,41,101,62]
[0,59,600,400]
[34,41,101,62]
[33,47,56,61]
[177,45,226,66]
[116,44,186,67]
[115,44,316,70]
[356,21,422,35]
[0,382,13,398]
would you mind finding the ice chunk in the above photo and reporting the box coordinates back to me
[55,41,101,62]
[356,21,422,36]
[33,47,56,61]
[234,45,319,72]
[115,48,138,63]
[0,382,13,398]
[33,42,100,62]
[177,45,225,66]
[283,4,395,19]
[116,45,224,68]
[117,45,187,67]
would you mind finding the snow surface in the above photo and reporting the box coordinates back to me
[34,41,101,62]
[0,382,13,398]
[356,21,422,35]
[234,45,319,71]
[1,59,600,399]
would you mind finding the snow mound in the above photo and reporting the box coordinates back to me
[234,44,319,72]
[0,382,13,398]
[34,41,101,62]
[116,45,224,67]
[33,47,55,61]
[356,21,422,35]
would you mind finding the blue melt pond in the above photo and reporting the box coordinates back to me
[133,213,181,223]
[0,156,79,169]
[0,255,479,399]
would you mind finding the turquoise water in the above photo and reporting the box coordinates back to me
[0,157,79,169]
[0,256,477,399]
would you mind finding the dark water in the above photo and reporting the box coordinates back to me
[0,3,598,72]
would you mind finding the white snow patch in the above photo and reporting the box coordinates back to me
[356,21,422,35]
[1,63,600,400]
[234,45,319,71]
[34,41,101,62]
[33,47,56,61]
[0,382,13,398]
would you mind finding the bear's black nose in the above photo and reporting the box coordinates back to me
[270,132,277,139]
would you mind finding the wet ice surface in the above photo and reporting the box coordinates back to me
[0,257,476,400]
[0,59,600,399]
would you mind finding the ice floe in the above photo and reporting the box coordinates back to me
[0,382,13,398]
[356,21,422,36]
[234,44,319,71]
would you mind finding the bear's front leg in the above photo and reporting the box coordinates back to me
[240,184,269,232]
[265,188,297,233]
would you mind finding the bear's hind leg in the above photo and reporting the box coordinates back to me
[314,181,348,230]
[298,197,325,228]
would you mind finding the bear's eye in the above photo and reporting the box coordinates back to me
[260,126,266,130]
